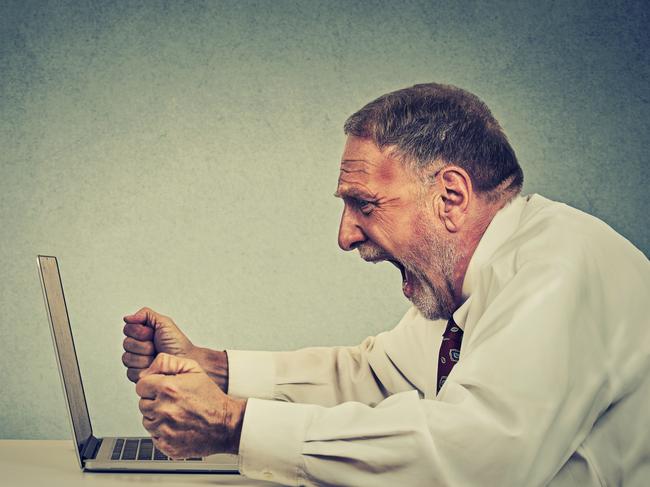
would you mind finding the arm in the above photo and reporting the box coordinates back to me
[123,306,444,407]
[237,260,615,486]
[227,307,446,406]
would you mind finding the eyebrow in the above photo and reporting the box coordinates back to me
[341,158,368,163]
[333,186,377,200]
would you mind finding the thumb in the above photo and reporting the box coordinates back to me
[141,353,203,378]
[123,307,166,328]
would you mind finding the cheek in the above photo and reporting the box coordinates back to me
[369,213,404,249]
[411,207,440,241]
[388,211,428,248]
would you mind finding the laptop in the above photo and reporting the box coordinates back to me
[37,255,240,473]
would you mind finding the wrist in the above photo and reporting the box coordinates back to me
[224,397,247,454]
[190,347,229,393]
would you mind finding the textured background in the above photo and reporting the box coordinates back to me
[1,0,648,439]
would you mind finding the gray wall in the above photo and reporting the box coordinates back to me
[1,0,647,439]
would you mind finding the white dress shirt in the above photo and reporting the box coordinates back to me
[226,194,650,486]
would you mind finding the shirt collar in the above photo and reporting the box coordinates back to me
[452,194,527,328]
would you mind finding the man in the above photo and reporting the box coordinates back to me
[122,83,650,486]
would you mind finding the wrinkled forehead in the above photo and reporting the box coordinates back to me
[338,159,373,186]
[339,136,390,179]
[336,136,420,197]
[337,155,401,193]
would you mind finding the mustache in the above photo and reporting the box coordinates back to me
[357,243,391,262]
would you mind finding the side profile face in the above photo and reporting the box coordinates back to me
[335,136,459,320]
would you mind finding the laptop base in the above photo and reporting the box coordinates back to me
[85,436,239,473]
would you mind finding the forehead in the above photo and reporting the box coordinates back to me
[337,136,407,192]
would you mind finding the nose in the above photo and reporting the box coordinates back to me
[338,206,366,251]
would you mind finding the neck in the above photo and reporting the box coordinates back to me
[449,198,506,307]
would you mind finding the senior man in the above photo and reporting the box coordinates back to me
[122,83,650,486]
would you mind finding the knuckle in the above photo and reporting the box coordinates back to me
[161,382,178,397]
[158,423,173,438]
[159,404,178,420]
[135,379,146,397]
[138,398,147,412]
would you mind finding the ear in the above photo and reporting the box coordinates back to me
[435,166,472,232]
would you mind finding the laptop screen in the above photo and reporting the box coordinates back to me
[37,255,93,457]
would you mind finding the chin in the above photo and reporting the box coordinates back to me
[413,301,450,321]
[410,286,454,321]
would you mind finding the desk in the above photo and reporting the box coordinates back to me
[0,440,281,487]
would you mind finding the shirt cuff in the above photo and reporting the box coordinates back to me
[226,350,275,400]
[238,398,320,485]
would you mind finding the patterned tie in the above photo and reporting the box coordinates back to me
[437,317,464,393]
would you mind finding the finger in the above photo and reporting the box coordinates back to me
[135,374,166,399]
[123,307,157,324]
[141,352,202,377]
[123,307,168,331]
[139,398,156,417]
[123,336,155,355]
[122,352,154,369]
[142,416,159,434]
[126,367,144,383]
[123,323,154,341]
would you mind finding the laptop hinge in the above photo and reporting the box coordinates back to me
[81,435,102,460]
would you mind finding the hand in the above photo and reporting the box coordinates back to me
[122,307,230,390]
[135,353,246,458]
[122,307,196,383]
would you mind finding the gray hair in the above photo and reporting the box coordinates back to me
[344,83,524,201]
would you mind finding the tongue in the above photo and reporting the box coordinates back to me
[402,269,414,298]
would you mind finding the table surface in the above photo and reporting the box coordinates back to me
[0,440,280,487]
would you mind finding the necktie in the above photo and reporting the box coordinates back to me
[437,318,463,393]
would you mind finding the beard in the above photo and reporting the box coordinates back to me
[402,227,459,320]
[358,215,460,321]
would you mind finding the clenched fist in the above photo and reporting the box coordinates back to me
[122,307,229,391]
[136,353,246,458]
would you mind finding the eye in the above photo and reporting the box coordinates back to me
[356,199,375,215]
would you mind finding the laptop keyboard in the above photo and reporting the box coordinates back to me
[111,438,203,461]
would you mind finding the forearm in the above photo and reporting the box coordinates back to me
[271,342,394,406]
[227,308,439,406]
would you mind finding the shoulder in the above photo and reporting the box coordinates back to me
[501,194,644,272]
[474,194,649,310]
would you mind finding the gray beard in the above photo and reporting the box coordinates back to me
[402,227,460,321]
[358,229,460,321]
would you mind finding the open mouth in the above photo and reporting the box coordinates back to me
[360,252,415,299]
[389,260,414,299]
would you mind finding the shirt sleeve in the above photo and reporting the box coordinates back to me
[227,307,446,407]
[237,258,616,486]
